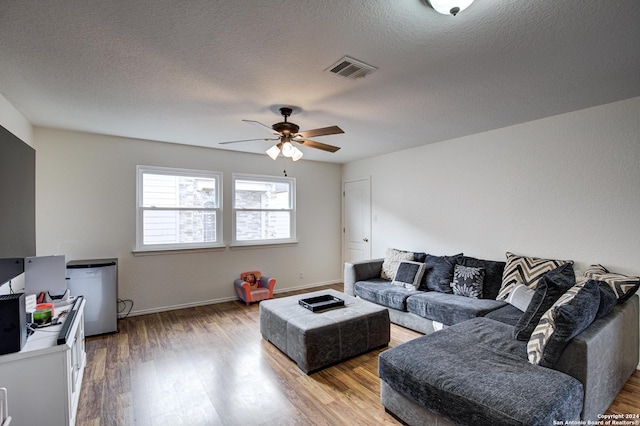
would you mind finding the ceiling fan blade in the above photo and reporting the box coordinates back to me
[296,125,344,139]
[243,119,280,136]
[297,139,341,153]
[219,137,279,145]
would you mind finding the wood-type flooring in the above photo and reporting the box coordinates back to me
[77,284,640,425]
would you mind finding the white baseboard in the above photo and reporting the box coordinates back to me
[272,280,342,295]
[124,279,342,317]
[125,296,238,317]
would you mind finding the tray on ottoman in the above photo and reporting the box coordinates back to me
[299,294,345,312]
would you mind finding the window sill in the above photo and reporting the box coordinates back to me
[132,246,226,256]
[132,241,299,255]
[229,241,299,250]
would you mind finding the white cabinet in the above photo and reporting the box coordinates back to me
[0,299,85,426]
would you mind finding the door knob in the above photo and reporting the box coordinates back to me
[363,238,369,242]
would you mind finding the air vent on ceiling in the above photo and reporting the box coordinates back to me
[325,56,378,80]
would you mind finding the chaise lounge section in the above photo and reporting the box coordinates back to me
[379,297,638,424]
[379,317,585,426]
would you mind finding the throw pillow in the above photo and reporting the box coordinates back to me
[505,283,535,312]
[513,263,576,341]
[497,252,574,300]
[584,264,640,304]
[528,278,600,368]
[450,264,484,299]
[594,280,617,319]
[392,261,426,291]
[421,253,463,293]
[381,248,414,280]
[413,252,427,263]
[456,256,506,300]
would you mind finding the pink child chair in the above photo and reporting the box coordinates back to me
[234,271,276,305]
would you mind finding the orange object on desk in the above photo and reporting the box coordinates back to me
[36,303,54,317]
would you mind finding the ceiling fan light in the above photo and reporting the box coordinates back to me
[266,144,280,160]
[281,141,295,157]
[292,147,304,161]
[427,0,475,15]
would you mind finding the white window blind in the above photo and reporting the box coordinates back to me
[232,174,296,246]
[136,166,223,251]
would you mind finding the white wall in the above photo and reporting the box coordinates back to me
[35,128,342,314]
[343,96,640,365]
[0,93,33,292]
[343,96,640,276]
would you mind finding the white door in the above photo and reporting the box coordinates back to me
[343,177,371,263]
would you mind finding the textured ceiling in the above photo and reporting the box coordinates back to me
[1,0,639,163]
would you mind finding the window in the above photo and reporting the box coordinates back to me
[136,166,223,251]
[232,174,296,246]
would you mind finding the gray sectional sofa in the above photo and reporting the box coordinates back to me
[344,254,640,425]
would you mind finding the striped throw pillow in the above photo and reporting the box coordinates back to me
[497,252,573,300]
[585,264,640,304]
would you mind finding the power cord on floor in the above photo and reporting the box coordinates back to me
[117,298,134,319]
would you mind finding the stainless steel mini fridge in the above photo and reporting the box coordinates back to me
[66,258,118,336]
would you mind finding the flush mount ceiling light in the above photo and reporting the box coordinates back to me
[425,0,475,16]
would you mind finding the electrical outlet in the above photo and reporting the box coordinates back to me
[299,271,304,279]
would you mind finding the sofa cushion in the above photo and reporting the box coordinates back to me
[450,264,484,298]
[354,280,420,311]
[456,256,506,300]
[513,263,575,341]
[379,318,584,426]
[381,248,414,280]
[484,303,523,326]
[420,253,463,293]
[528,278,600,368]
[595,280,617,319]
[585,264,640,304]
[406,291,507,325]
[497,252,574,300]
[392,260,426,291]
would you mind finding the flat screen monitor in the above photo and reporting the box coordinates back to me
[0,124,36,285]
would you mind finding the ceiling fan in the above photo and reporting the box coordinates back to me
[219,106,344,161]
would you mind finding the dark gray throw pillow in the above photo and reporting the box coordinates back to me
[513,263,576,341]
[413,252,427,263]
[595,280,617,319]
[528,279,600,368]
[420,253,463,293]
